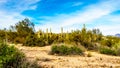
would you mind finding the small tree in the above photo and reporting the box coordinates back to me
[13,18,35,43]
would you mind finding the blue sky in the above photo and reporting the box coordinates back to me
[0,0,120,35]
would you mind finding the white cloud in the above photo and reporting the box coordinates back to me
[0,0,40,12]
[93,14,120,35]
[0,11,35,29]
[108,16,120,23]
[0,0,40,29]
[29,5,37,10]
[0,11,25,29]
[96,24,120,35]
[72,2,83,7]
[14,0,40,12]
[36,0,120,35]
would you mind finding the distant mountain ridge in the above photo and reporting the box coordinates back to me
[115,34,120,37]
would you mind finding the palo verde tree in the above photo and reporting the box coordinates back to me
[13,18,35,43]
[15,18,35,36]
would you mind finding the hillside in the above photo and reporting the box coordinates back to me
[16,45,120,68]
[115,34,120,37]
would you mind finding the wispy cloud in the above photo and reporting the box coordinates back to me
[0,11,25,29]
[0,0,40,12]
[72,2,83,7]
[0,0,40,29]
[35,0,120,35]
[94,14,120,35]
[96,24,120,35]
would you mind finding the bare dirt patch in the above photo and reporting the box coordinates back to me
[15,45,120,68]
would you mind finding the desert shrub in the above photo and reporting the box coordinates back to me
[0,43,25,68]
[113,41,120,49]
[51,45,83,55]
[36,38,46,47]
[104,39,113,47]
[24,34,36,46]
[88,43,100,51]
[85,42,95,50]
[116,48,120,56]
[69,46,83,55]
[99,41,120,56]
[51,45,68,55]
[112,41,120,56]
[0,43,40,68]
[0,39,3,43]
[99,47,116,56]
[80,41,98,51]
[47,36,55,45]
[14,37,25,44]
[24,34,45,47]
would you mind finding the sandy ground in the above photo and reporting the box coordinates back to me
[15,45,120,68]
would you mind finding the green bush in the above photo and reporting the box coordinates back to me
[99,41,120,56]
[51,45,83,55]
[112,42,120,56]
[69,46,83,55]
[116,48,120,56]
[0,43,25,68]
[0,43,40,68]
[14,37,25,44]
[24,34,45,47]
[99,47,116,56]
[51,45,68,55]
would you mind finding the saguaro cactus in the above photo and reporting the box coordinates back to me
[50,28,52,37]
[61,27,63,38]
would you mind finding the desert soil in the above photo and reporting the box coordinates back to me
[15,45,120,68]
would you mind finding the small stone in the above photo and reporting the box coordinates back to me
[100,58,102,60]
[110,66,113,68]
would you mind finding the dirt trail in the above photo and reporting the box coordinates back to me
[16,45,120,68]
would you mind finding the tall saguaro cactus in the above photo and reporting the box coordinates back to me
[61,27,63,36]
[46,28,49,37]
[50,28,52,37]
